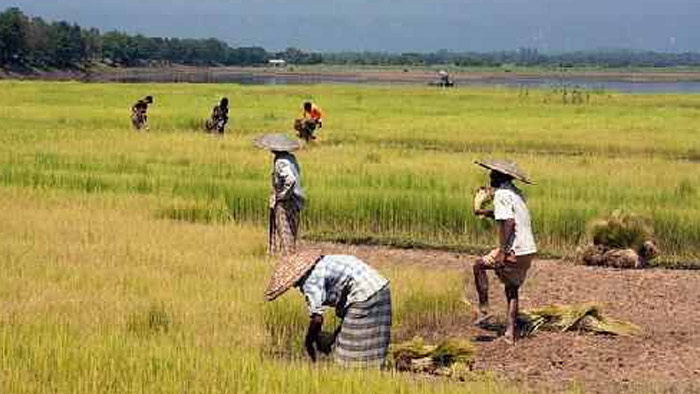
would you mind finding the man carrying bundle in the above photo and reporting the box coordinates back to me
[131,95,153,131]
[265,250,392,368]
[294,101,323,142]
[205,97,230,134]
[470,159,537,344]
[254,133,305,256]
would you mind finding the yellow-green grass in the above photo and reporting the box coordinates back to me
[1,81,699,263]
[1,80,697,393]
[0,187,507,394]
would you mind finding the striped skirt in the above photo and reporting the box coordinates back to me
[272,199,301,256]
[335,286,392,368]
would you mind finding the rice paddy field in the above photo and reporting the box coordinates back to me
[1,80,700,394]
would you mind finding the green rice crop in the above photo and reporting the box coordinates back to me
[1,80,696,393]
[1,81,699,263]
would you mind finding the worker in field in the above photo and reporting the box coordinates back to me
[254,133,305,255]
[131,95,153,131]
[437,70,454,87]
[294,101,323,142]
[205,97,230,134]
[265,249,392,368]
[470,159,537,344]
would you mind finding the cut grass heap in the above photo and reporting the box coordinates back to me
[520,302,641,337]
[389,337,476,379]
[579,210,659,268]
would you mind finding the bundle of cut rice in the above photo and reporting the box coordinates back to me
[578,210,659,268]
[389,337,475,378]
[473,186,494,216]
[520,302,641,337]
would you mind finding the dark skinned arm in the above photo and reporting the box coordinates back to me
[474,209,495,219]
[495,218,516,266]
[305,314,323,362]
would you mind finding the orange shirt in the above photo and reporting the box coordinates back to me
[304,104,323,120]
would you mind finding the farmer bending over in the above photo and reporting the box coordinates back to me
[265,250,392,368]
[295,101,323,142]
[131,95,153,131]
[471,159,537,344]
[205,97,230,134]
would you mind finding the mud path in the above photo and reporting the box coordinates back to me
[309,242,700,394]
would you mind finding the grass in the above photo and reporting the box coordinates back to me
[1,81,700,263]
[1,80,700,393]
[0,187,511,394]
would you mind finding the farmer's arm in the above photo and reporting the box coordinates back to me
[273,160,297,201]
[305,314,323,362]
[493,190,516,264]
[475,209,494,218]
[496,219,516,264]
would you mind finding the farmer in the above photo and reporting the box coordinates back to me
[205,97,229,134]
[253,133,305,256]
[265,249,392,368]
[295,101,323,142]
[471,159,537,344]
[131,95,153,131]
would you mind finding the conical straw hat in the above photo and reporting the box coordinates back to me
[475,159,533,184]
[264,249,323,301]
[253,133,301,152]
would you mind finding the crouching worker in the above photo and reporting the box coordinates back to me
[471,159,537,344]
[205,97,229,134]
[294,101,323,142]
[131,96,153,131]
[265,250,392,368]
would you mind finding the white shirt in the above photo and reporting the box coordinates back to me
[273,153,305,204]
[493,182,537,256]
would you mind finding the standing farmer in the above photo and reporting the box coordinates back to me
[254,133,305,256]
[470,159,537,344]
[265,249,392,368]
[131,96,153,131]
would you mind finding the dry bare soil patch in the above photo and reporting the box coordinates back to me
[312,242,700,394]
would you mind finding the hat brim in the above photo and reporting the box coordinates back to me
[475,160,533,184]
[254,133,301,152]
[264,251,323,301]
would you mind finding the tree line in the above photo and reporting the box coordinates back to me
[3,7,700,71]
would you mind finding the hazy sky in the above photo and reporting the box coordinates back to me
[2,0,699,52]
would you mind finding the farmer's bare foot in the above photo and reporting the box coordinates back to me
[503,331,516,345]
[474,312,494,327]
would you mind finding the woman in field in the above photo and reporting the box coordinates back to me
[254,133,305,255]
[265,249,392,368]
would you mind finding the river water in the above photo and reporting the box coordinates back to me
[211,75,700,93]
[107,70,700,94]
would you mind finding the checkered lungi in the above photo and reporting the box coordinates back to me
[131,110,147,130]
[334,286,392,368]
[272,198,301,255]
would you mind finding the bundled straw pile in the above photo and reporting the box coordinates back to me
[389,337,475,378]
[577,210,659,268]
[520,302,641,337]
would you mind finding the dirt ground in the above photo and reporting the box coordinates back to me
[310,242,700,394]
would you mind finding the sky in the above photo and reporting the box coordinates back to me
[2,0,699,53]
